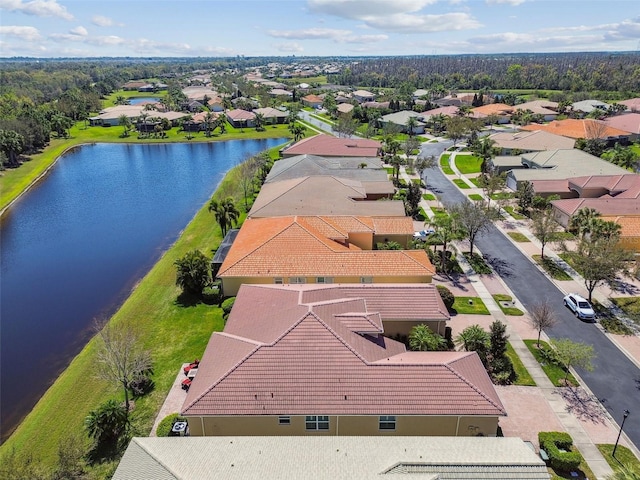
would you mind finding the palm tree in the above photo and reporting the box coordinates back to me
[254,112,266,132]
[204,112,216,137]
[118,114,132,137]
[474,136,497,173]
[455,324,489,365]
[289,122,306,141]
[208,197,240,236]
[409,324,446,351]
[85,399,129,447]
[568,207,600,238]
[405,116,419,137]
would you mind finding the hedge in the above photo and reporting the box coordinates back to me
[436,285,455,310]
[538,431,583,471]
[156,413,187,437]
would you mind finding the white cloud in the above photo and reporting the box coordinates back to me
[91,15,122,27]
[308,0,437,18]
[0,0,73,20]
[368,12,481,33]
[275,42,305,53]
[0,25,41,41]
[268,27,387,44]
[486,0,526,5]
[69,26,87,36]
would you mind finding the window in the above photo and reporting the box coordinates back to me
[278,416,291,425]
[305,415,329,430]
[360,276,373,284]
[316,277,333,284]
[274,277,283,284]
[379,415,396,430]
[290,277,306,284]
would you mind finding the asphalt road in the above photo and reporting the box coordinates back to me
[422,144,640,448]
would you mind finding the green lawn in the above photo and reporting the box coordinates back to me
[439,154,455,175]
[610,297,640,326]
[454,155,483,174]
[463,252,492,274]
[490,191,516,200]
[453,178,471,189]
[523,339,578,387]
[503,206,527,220]
[0,143,287,470]
[469,176,482,187]
[431,207,449,219]
[422,193,436,201]
[468,194,484,201]
[507,232,531,242]
[533,254,573,281]
[452,297,490,315]
[597,444,640,470]
[506,342,536,386]
[492,294,525,316]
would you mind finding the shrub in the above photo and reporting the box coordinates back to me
[156,414,187,437]
[437,285,455,310]
[538,431,582,471]
[129,375,154,397]
[221,297,236,320]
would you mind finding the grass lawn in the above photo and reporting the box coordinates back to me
[422,193,436,201]
[468,194,484,201]
[469,176,482,187]
[452,297,490,315]
[523,339,578,387]
[440,154,455,175]
[533,254,573,281]
[431,207,449,219]
[597,444,640,470]
[492,294,525,316]
[506,342,536,386]
[610,297,640,326]
[463,252,492,274]
[453,178,471,189]
[490,191,515,200]
[548,231,575,242]
[454,154,483,174]
[0,143,287,470]
[385,167,395,175]
[507,232,531,242]
[503,205,527,220]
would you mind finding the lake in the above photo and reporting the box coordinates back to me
[0,138,286,442]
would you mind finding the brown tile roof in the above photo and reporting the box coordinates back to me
[217,216,434,278]
[283,134,381,157]
[422,105,460,117]
[604,113,640,134]
[552,197,640,216]
[520,119,631,140]
[471,103,514,117]
[226,109,256,121]
[619,98,640,112]
[602,216,640,238]
[567,174,640,194]
[302,94,323,104]
[530,179,571,194]
[182,284,502,417]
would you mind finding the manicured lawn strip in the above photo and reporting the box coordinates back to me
[463,252,493,274]
[597,444,640,470]
[503,206,527,220]
[431,207,449,219]
[610,297,640,326]
[506,342,536,386]
[469,176,482,187]
[492,294,525,316]
[468,194,483,201]
[452,297,490,315]
[523,339,578,387]
[533,254,573,281]
[439,154,455,174]
[452,178,471,189]
[490,191,515,200]
[548,231,575,242]
[454,154,483,174]
[0,144,284,468]
[508,232,531,242]
[422,193,436,201]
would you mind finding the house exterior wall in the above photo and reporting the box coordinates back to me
[382,319,446,337]
[186,414,499,437]
[618,236,640,252]
[221,274,433,296]
[373,234,411,249]
[552,207,572,228]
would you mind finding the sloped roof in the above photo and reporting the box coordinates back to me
[282,134,381,157]
[619,98,640,112]
[604,112,640,134]
[182,284,501,417]
[249,176,405,217]
[253,107,288,118]
[337,103,354,114]
[551,197,640,216]
[421,105,460,118]
[226,109,256,121]
[515,99,559,112]
[604,216,640,238]
[490,130,575,151]
[520,119,631,139]
[265,154,384,183]
[114,437,550,480]
[380,110,425,126]
[353,89,375,97]
[572,99,610,113]
[302,94,323,103]
[217,216,434,278]
[471,103,513,117]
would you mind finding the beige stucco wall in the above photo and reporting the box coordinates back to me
[185,415,499,437]
[382,319,446,337]
[373,234,411,249]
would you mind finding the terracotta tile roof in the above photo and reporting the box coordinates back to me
[567,174,640,194]
[302,94,323,103]
[603,216,640,238]
[253,107,288,118]
[337,103,354,114]
[552,197,640,216]
[226,109,256,121]
[471,103,514,117]
[282,134,381,157]
[218,217,434,278]
[182,284,502,417]
[520,119,631,139]
[604,113,640,134]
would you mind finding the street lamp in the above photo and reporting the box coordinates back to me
[612,409,630,458]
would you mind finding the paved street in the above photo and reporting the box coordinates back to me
[424,160,640,449]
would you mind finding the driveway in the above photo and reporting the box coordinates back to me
[425,164,640,448]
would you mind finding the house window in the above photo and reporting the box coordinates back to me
[278,416,291,425]
[305,415,329,430]
[360,277,373,284]
[274,277,283,284]
[316,277,333,284]
[290,277,306,284]
[379,415,396,430]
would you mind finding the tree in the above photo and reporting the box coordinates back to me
[528,301,557,348]
[50,112,73,138]
[376,240,403,250]
[52,434,89,480]
[118,114,132,138]
[531,209,560,259]
[334,113,358,138]
[450,200,494,256]
[174,250,212,297]
[551,338,596,382]
[415,155,437,185]
[516,180,535,214]
[203,112,216,137]
[405,116,419,137]
[84,399,130,450]
[603,143,639,171]
[472,136,497,173]
[488,320,515,384]
[0,129,24,167]
[477,171,506,208]
[208,197,240,236]
[289,122,306,141]
[0,448,48,480]
[455,324,489,365]
[409,324,447,351]
[403,136,420,156]
[254,112,266,132]
[95,320,152,415]
[444,116,473,146]
[428,210,465,274]
[568,207,601,238]
[404,182,422,218]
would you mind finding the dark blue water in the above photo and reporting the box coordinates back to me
[128,97,160,105]
[0,139,285,442]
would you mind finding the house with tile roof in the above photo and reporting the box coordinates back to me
[513,100,559,121]
[352,89,375,103]
[281,134,382,158]
[216,216,434,295]
[620,98,640,112]
[336,103,354,115]
[490,130,575,155]
[252,107,289,124]
[471,103,514,123]
[421,105,460,120]
[301,94,323,108]
[572,99,611,115]
[520,118,632,142]
[265,154,385,184]
[604,112,640,137]
[379,110,426,134]
[114,436,550,480]
[181,283,504,436]
[225,109,256,128]
[248,176,403,218]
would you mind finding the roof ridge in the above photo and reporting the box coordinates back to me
[309,312,373,364]
[249,177,307,216]
[292,218,354,251]
[446,354,507,415]
[133,439,180,479]
[399,250,436,274]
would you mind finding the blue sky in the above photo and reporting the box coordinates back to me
[1,0,639,57]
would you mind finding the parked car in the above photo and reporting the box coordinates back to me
[563,293,595,321]
[413,228,435,241]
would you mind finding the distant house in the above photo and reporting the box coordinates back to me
[619,98,640,112]
[421,105,459,120]
[252,107,288,124]
[269,88,293,97]
[207,97,225,112]
[513,100,559,122]
[226,109,256,128]
[216,216,433,295]
[122,81,147,91]
[352,89,375,103]
[379,110,425,134]
[571,99,611,115]
[362,100,390,109]
[471,103,513,123]
[301,94,323,108]
[182,86,218,102]
[520,119,633,143]
[336,103,354,115]
[604,112,640,138]
[282,134,381,158]
[412,88,430,99]
[489,130,575,155]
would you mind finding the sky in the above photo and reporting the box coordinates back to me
[0,0,639,58]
